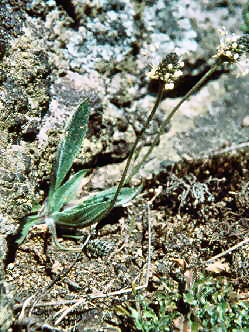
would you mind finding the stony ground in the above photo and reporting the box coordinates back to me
[0,1,248,331]
[5,148,249,330]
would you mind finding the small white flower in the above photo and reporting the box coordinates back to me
[224,50,232,58]
[165,82,175,90]
[146,52,184,90]
[179,61,185,68]
[233,53,240,60]
[164,72,170,81]
[214,28,243,63]
[146,64,158,80]
[167,63,174,70]
[174,70,183,78]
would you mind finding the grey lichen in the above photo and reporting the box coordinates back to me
[0,280,14,332]
[86,239,115,258]
[0,17,51,218]
[0,236,14,332]
[0,142,38,218]
[0,29,50,133]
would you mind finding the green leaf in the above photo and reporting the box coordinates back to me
[77,186,142,208]
[52,101,90,192]
[16,217,43,244]
[47,169,89,213]
[51,201,111,227]
[31,201,42,213]
[50,186,141,228]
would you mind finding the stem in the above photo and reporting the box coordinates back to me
[46,217,90,251]
[128,60,222,180]
[93,81,165,223]
[111,82,165,203]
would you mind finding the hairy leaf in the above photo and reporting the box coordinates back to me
[78,186,142,207]
[52,101,90,192]
[47,169,89,213]
[16,217,43,244]
[50,186,141,228]
[51,201,111,227]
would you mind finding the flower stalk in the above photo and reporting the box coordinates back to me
[128,59,223,181]
[95,53,186,221]
[128,32,249,181]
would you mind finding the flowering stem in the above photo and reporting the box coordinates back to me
[93,81,165,222]
[128,59,223,180]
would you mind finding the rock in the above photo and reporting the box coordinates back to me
[1,0,248,330]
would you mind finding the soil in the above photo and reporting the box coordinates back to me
[5,148,249,331]
[1,1,248,331]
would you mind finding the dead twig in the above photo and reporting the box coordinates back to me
[54,204,152,325]
[14,317,64,332]
[203,141,249,158]
[14,299,81,311]
[16,232,92,319]
[206,237,249,263]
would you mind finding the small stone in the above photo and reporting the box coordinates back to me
[241,115,249,127]
[7,263,15,270]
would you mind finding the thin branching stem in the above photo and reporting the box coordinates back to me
[93,81,165,223]
[127,59,223,181]
[95,59,222,219]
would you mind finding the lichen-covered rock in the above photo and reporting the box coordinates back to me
[0,280,14,332]
[70,0,137,70]
[0,4,51,219]
[1,1,248,330]
[174,74,249,159]
[0,142,38,219]
[0,235,14,332]
[0,25,50,136]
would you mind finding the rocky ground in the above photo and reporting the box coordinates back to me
[0,0,248,331]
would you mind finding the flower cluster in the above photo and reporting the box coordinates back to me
[214,28,249,63]
[147,52,184,90]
